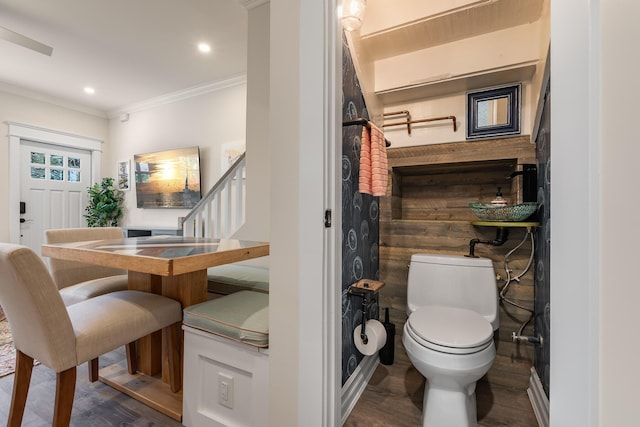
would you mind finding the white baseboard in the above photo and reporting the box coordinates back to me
[341,355,379,424]
[527,367,549,427]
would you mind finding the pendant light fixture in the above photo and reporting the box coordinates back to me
[342,0,367,31]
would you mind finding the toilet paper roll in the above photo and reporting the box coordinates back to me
[353,319,387,356]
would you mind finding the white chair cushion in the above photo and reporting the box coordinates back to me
[67,290,182,364]
[59,274,129,306]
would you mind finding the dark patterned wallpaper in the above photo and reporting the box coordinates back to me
[534,81,551,397]
[341,33,380,386]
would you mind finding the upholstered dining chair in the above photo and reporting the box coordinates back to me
[0,243,182,427]
[44,227,129,306]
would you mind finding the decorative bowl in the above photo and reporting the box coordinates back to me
[469,202,537,222]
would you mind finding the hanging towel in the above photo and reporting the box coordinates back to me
[359,122,388,196]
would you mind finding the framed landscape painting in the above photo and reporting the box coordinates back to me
[134,147,202,208]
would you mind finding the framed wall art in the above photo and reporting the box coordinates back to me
[117,160,130,191]
[466,83,521,140]
[134,146,202,209]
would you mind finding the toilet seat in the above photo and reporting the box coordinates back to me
[406,305,494,355]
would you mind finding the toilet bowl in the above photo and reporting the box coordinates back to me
[403,305,495,427]
[402,254,499,427]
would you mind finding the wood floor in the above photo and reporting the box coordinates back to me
[344,338,539,427]
[0,348,182,427]
[0,334,538,427]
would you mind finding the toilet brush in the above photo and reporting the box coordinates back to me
[379,307,395,365]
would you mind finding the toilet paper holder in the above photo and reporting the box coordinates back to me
[348,279,385,344]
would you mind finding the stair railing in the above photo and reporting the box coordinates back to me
[182,152,246,238]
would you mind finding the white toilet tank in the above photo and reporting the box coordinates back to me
[407,254,499,330]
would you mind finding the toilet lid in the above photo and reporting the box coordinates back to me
[407,305,493,349]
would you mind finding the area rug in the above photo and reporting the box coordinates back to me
[0,304,16,378]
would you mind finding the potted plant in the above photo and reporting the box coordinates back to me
[84,177,125,227]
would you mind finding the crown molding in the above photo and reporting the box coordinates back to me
[108,73,247,119]
[236,0,270,10]
[0,81,108,118]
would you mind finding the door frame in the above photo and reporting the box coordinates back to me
[6,122,103,244]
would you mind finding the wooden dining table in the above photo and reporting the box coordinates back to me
[41,235,269,421]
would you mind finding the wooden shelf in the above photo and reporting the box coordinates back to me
[377,64,537,104]
[351,279,385,293]
[100,363,182,421]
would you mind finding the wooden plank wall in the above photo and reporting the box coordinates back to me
[379,135,538,390]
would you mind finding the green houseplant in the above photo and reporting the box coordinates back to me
[84,177,125,227]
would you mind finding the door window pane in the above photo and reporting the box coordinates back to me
[50,169,64,181]
[68,157,80,168]
[31,150,85,182]
[50,155,64,167]
[68,170,81,182]
[31,152,45,164]
[31,167,45,179]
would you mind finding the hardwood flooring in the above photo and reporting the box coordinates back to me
[0,328,538,427]
[0,348,182,427]
[344,336,539,427]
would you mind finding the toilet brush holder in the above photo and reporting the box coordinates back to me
[379,307,395,365]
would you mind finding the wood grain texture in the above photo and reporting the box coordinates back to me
[345,326,538,426]
[42,238,270,277]
[42,237,258,418]
[368,137,538,424]
[41,245,171,275]
[386,136,536,166]
[128,271,163,376]
[0,348,184,426]
[52,368,76,427]
[99,363,182,421]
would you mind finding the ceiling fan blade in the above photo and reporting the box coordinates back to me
[0,26,53,56]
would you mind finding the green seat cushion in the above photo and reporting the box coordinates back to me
[183,291,269,347]
[207,264,269,295]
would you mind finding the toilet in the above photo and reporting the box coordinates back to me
[402,253,499,427]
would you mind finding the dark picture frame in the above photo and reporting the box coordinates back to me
[466,83,521,140]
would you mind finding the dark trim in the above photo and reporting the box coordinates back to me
[467,83,521,139]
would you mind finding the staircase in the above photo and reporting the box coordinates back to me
[182,152,246,238]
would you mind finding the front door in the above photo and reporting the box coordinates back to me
[20,140,91,255]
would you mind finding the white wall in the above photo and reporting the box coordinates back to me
[550,0,601,425]
[107,82,247,228]
[235,2,270,243]
[382,83,534,147]
[550,1,640,424]
[0,82,248,238]
[374,23,541,94]
[269,0,300,422]
[377,25,548,148]
[0,89,108,242]
[361,0,491,35]
[600,1,639,425]
[270,0,341,424]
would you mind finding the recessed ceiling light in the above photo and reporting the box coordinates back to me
[197,42,211,53]
[84,86,95,95]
